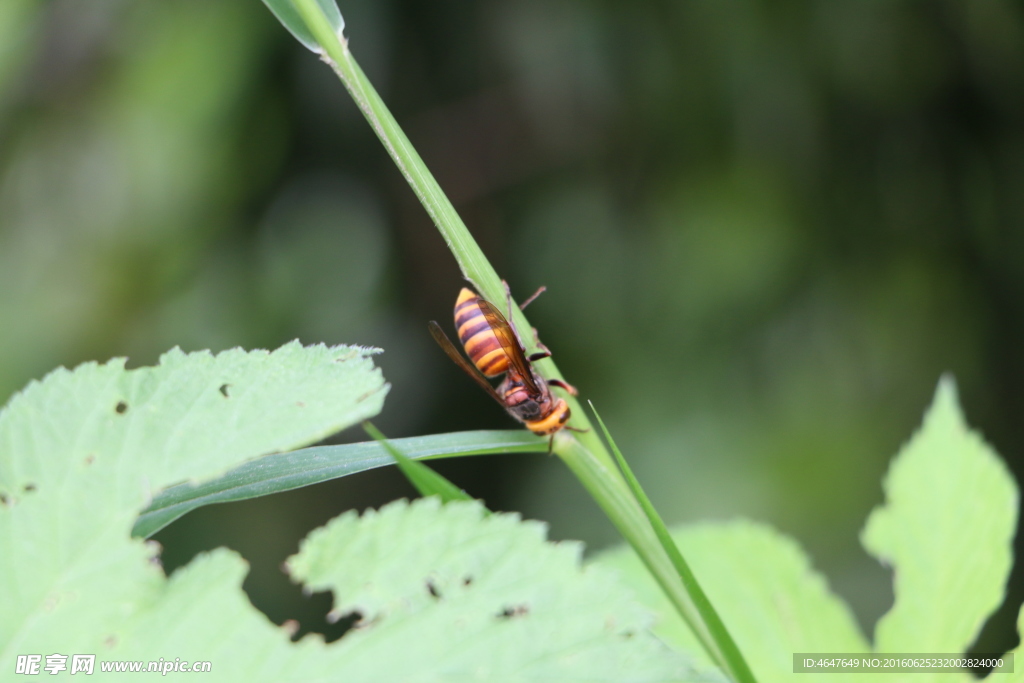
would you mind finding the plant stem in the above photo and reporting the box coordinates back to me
[589,405,757,683]
[555,434,754,683]
[288,3,755,681]
[290,0,609,462]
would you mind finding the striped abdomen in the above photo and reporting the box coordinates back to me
[454,288,510,377]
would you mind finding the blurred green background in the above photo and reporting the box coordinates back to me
[2,0,1022,651]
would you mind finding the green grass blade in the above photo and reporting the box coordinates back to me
[261,0,343,53]
[589,402,757,683]
[133,430,544,537]
[363,422,472,503]
[266,5,749,680]
[282,0,605,460]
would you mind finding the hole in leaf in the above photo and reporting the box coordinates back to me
[154,473,409,647]
[323,610,366,642]
[463,576,473,586]
[496,604,529,619]
[426,581,441,599]
[219,384,230,398]
[115,401,128,414]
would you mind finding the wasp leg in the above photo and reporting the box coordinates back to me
[528,326,554,364]
[502,279,546,312]
[519,286,546,310]
[547,434,555,455]
[565,425,590,433]
[530,328,553,355]
[548,378,578,396]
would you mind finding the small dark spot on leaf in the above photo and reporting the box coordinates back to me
[463,576,473,586]
[115,401,128,414]
[356,390,376,403]
[496,604,529,619]
[296,401,305,408]
[0,493,8,505]
[104,635,118,648]
[219,383,230,398]
[84,454,95,465]
[426,581,441,599]
[23,483,36,493]
[622,630,635,639]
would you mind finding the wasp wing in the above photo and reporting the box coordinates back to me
[477,299,542,395]
[428,321,506,405]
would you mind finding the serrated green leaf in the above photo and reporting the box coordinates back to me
[111,500,717,682]
[283,497,720,682]
[262,0,344,53]
[862,377,1017,656]
[363,422,472,503]
[0,342,386,662]
[134,430,544,537]
[595,521,867,683]
[0,345,701,681]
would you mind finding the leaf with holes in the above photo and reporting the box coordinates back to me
[283,498,717,681]
[104,499,718,682]
[0,342,387,665]
[0,344,711,681]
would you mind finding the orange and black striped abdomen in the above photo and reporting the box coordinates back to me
[454,288,510,377]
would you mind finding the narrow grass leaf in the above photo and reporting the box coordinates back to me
[589,402,756,683]
[134,430,544,537]
[595,522,868,683]
[262,0,343,53]
[363,422,472,503]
